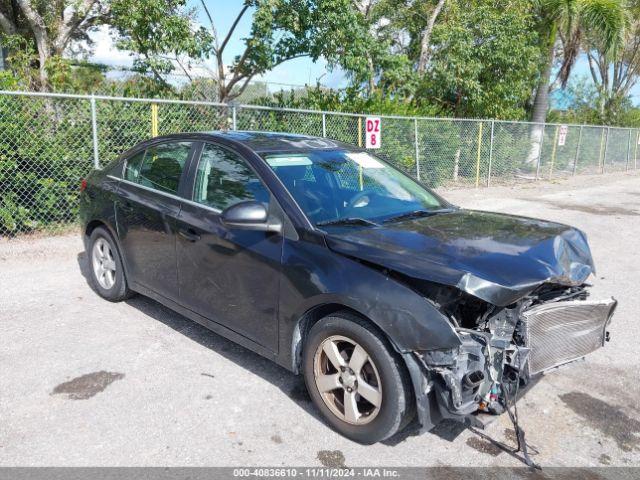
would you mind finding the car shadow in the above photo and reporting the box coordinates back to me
[77,251,538,448]
[77,251,323,424]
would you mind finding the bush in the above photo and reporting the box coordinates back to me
[0,96,94,235]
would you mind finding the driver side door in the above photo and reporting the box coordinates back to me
[176,142,283,352]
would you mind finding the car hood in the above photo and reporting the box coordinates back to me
[323,209,595,306]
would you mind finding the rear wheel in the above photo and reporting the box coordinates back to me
[303,313,414,444]
[87,227,132,302]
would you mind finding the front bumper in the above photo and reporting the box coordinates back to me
[404,297,617,432]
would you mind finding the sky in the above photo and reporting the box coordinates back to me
[87,0,639,106]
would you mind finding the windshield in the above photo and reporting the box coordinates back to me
[262,149,448,226]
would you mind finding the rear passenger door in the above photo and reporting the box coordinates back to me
[116,141,193,301]
[176,142,283,351]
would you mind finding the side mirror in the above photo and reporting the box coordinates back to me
[221,201,282,233]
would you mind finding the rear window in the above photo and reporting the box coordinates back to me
[124,142,191,194]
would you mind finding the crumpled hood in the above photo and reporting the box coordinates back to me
[324,209,595,306]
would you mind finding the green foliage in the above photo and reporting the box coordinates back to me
[238,0,373,78]
[530,0,628,125]
[0,96,94,234]
[110,0,213,76]
[0,34,39,89]
[418,0,540,119]
[256,0,541,120]
[253,86,437,116]
[546,0,629,55]
[550,76,640,127]
[258,0,542,121]
[45,58,109,94]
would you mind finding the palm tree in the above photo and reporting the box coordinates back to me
[526,0,627,164]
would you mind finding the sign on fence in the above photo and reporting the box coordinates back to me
[558,125,568,146]
[365,116,381,149]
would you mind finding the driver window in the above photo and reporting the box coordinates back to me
[194,143,270,210]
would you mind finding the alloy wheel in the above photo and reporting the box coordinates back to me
[92,237,116,290]
[313,335,382,425]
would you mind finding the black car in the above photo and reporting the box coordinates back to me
[79,131,616,444]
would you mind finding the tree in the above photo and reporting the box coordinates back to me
[531,0,627,123]
[0,0,109,89]
[110,0,212,92]
[111,0,372,103]
[526,0,627,163]
[584,0,640,120]
[332,0,540,119]
[416,0,447,73]
[198,0,372,102]
[416,0,540,118]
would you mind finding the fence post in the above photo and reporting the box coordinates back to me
[535,124,545,180]
[151,102,159,137]
[635,129,639,170]
[486,120,494,187]
[322,113,327,138]
[602,127,610,173]
[626,129,632,171]
[232,105,237,131]
[573,125,583,175]
[549,125,559,178]
[597,128,605,173]
[90,95,99,169]
[475,122,483,188]
[414,118,421,181]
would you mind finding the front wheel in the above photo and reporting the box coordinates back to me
[302,313,415,444]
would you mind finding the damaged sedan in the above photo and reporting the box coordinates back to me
[79,132,616,445]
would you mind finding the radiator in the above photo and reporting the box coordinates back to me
[520,298,617,375]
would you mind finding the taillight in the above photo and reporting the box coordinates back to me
[80,178,88,191]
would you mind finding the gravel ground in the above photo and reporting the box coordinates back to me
[1,171,639,467]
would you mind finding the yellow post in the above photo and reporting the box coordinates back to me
[358,117,363,190]
[549,125,559,177]
[475,122,483,188]
[151,103,159,137]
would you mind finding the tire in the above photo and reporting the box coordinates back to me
[87,226,132,302]
[302,312,415,444]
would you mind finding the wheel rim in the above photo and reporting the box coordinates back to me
[92,238,116,290]
[313,335,382,425]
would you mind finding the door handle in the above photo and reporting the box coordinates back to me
[119,200,135,213]
[178,228,201,242]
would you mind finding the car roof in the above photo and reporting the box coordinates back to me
[207,131,355,153]
[148,130,356,154]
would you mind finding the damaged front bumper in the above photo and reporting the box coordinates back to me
[404,297,617,432]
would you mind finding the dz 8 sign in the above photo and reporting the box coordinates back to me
[365,117,381,149]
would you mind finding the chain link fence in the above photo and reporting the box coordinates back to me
[1,90,639,237]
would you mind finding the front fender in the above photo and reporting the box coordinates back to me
[277,237,461,370]
[297,285,461,353]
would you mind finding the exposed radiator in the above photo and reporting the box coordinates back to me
[520,298,617,375]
